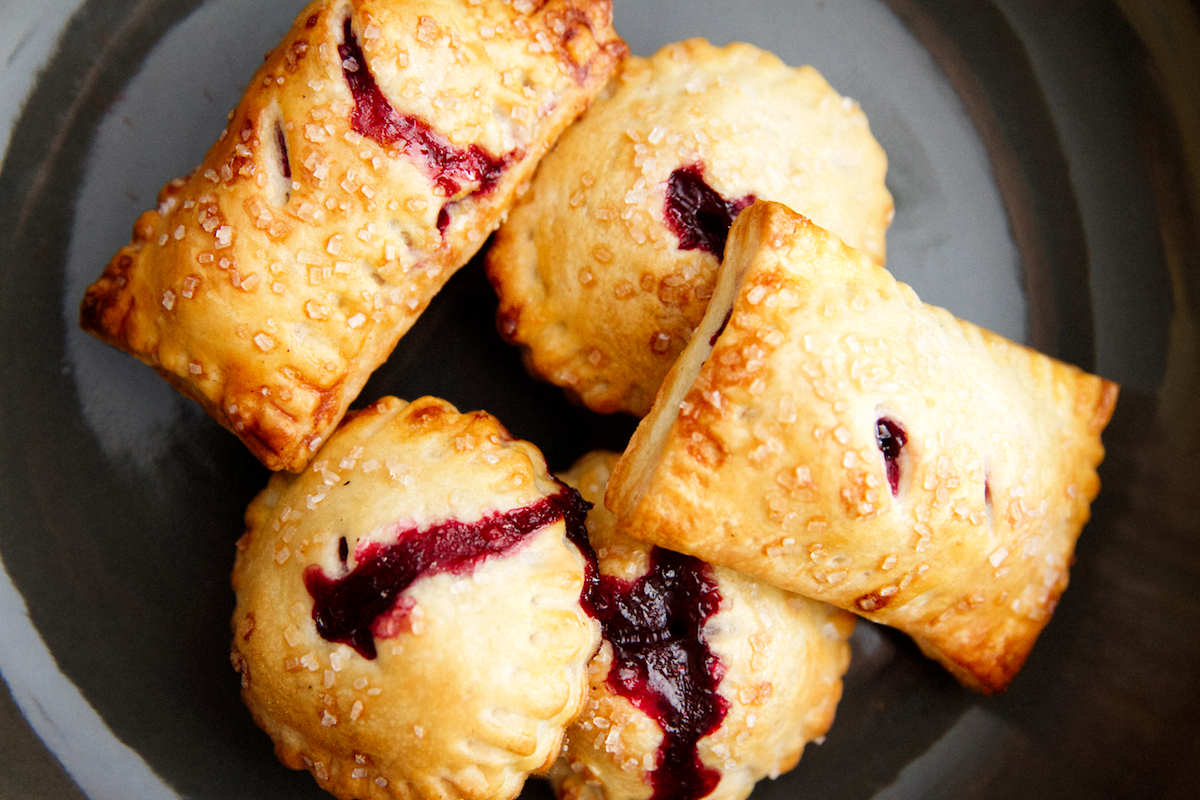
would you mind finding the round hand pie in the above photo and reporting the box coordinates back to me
[230,396,600,800]
[487,38,893,416]
[551,451,855,800]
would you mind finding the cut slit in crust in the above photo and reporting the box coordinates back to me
[267,111,291,207]
[606,200,1118,694]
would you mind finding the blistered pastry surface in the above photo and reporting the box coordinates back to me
[607,201,1117,694]
[231,396,600,799]
[487,38,892,416]
[80,0,625,471]
[553,451,853,800]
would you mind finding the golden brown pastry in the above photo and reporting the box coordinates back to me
[552,451,854,800]
[487,38,892,417]
[80,0,626,472]
[606,201,1118,695]
[230,396,600,800]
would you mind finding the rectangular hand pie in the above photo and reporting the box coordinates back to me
[606,200,1118,694]
[80,0,625,472]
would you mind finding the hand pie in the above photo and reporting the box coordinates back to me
[487,38,892,417]
[80,0,626,472]
[230,396,600,800]
[606,201,1118,695]
[553,451,854,800]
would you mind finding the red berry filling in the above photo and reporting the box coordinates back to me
[304,486,591,660]
[875,417,907,496]
[664,164,755,259]
[582,547,727,800]
[338,18,511,199]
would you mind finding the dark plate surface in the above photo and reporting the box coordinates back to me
[2,1,1198,798]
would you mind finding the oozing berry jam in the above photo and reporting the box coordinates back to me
[875,417,907,495]
[664,165,755,259]
[304,487,591,660]
[339,19,510,197]
[583,547,727,800]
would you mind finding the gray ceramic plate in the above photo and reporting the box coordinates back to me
[2,1,1198,798]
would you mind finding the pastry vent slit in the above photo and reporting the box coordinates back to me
[984,472,995,538]
[265,109,292,208]
[873,415,907,497]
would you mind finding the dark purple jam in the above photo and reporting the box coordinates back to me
[304,487,591,660]
[875,417,907,495]
[664,164,755,259]
[583,547,727,800]
[339,18,510,197]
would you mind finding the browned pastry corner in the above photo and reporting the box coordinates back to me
[552,451,853,800]
[231,396,600,800]
[606,200,1118,695]
[80,0,626,472]
[487,38,892,417]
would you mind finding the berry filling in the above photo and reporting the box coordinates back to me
[339,18,510,198]
[664,164,755,259]
[582,547,727,800]
[304,487,591,660]
[875,417,907,496]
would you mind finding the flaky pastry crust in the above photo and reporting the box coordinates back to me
[606,201,1118,694]
[81,0,626,471]
[553,451,854,800]
[487,38,892,416]
[231,396,600,800]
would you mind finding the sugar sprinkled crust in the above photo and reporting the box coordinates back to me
[487,38,892,417]
[80,0,626,472]
[552,451,854,800]
[231,396,601,800]
[606,201,1118,694]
